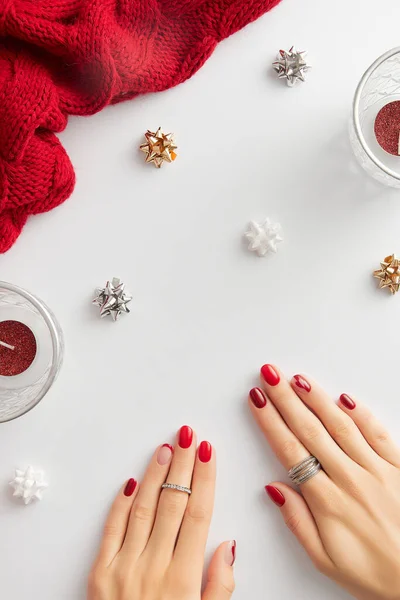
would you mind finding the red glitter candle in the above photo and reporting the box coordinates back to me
[0,281,64,423]
[0,321,37,376]
[374,101,400,156]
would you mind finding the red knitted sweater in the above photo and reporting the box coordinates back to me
[0,0,281,253]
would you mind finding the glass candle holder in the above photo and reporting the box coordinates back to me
[350,47,400,188]
[0,282,64,423]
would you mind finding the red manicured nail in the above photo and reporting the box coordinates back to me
[293,374,311,393]
[249,387,267,409]
[265,485,285,507]
[157,444,174,465]
[231,540,237,565]
[179,425,193,449]
[198,441,212,463]
[261,364,280,386]
[124,478,137,497]
[224,540,236,566]
[340,394,356,410]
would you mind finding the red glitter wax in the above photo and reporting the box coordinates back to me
[374,101,400,156]
[0,321,37,376]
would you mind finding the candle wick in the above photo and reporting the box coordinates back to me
[0,340,15,351]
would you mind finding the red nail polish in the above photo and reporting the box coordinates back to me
[340,394,356,410]
[162,443,174,452]
[261,364,280,386]
[231,540,237,565]
[179,425,193,449]
[198,441,212,463]
[293,374,311,393]
[124,478,137,497]
[265,485,285,507]
[249,387,267,409]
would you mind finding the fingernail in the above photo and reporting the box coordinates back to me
[224,540,236,566]
[157,444,174,465]
[179,425,193,449]
[198,441,212,463]
[249,387,267,409]
[124,478,137,497]
[265,485,285,507]
[261,364,280,386]
[340,394,356,410]
[293,374,311,393]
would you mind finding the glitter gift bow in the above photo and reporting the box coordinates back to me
[373,254,400,295]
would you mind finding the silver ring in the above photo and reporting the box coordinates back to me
[161,483,192,495]
[288,456,321,486]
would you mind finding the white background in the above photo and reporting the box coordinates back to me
[1,0,400,598]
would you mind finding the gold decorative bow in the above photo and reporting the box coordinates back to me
[140,127,177,168]
[373,254,400,295]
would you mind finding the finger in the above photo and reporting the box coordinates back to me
[249,386,312,468]
[147,425,197,559]
[120,443,174,558]
[265,482,333,575]
[174,441,216,585]
[248,386,331,494]
[202,541,236,600]
[291,375,383,471]
[97,478,139,566]
[260,365,354,480]
[338,394,400,467]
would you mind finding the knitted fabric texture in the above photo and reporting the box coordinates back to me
[0,0,281,253]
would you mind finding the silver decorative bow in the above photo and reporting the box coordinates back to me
[93,278,132,321]
[273,47,311,87]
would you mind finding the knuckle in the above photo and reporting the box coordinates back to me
[88,566,106,593]
[280,439,301,459]
[285,513,301,534]
[302,424,321,442]
[220,579,236,596]
[339,474,363,501]
[114,563,130,586]
[195,471,215,485]
[170,456,191,471]
[131,503,153,523]
[208,578,235,596]
[331,421,351,442]
[313,490,341,518]
[309,482,342,515]
[160,492,186,517]
[103,523,120,538]
[375,429,390,444]
[313,556,333,576]
[113,569,133,596]
[186,503,210,524]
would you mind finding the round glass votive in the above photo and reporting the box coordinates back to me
[0,282,64,423]
[350,47,400,188]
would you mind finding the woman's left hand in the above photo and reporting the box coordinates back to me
[88,426,236,600]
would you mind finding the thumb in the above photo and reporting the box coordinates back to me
[202,541,236,600]
[265,482,333,574]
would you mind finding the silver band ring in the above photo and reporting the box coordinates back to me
[288,455,321,486]
[161,483,192,495]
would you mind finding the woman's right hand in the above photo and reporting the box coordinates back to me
[250,364,400,600]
